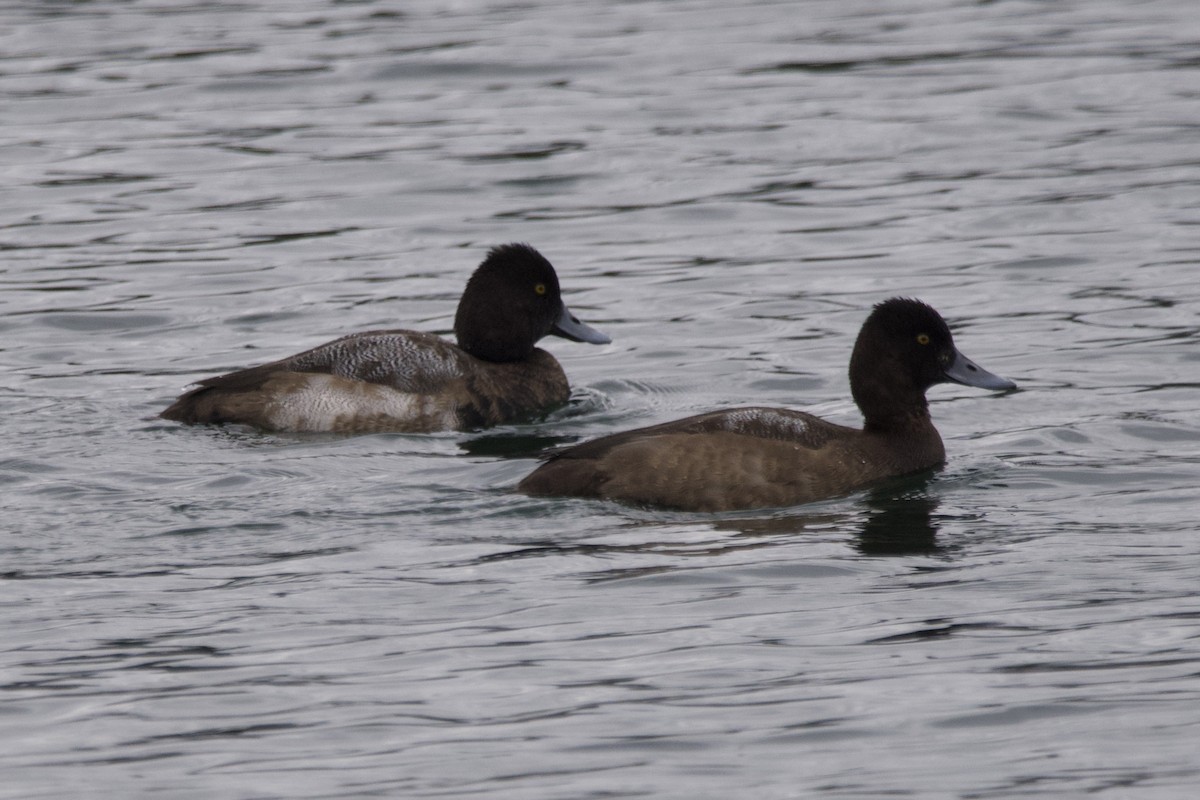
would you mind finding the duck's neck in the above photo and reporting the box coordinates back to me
[852,370,932,432]
[861,402,946,470]
[457,332,535,363]
[860,397,931,435]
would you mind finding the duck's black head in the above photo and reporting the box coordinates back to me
[849,297,1014,429]
[454,243,610,363]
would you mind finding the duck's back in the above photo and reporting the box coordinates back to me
[161,329,570,433]
[519,406,940,511]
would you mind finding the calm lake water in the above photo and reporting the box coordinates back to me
[4,0,1200,797]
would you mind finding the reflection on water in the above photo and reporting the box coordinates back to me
[855,475,941,556]
[482,471,944,581]
[458,430,580,459]
[709,473,942,556]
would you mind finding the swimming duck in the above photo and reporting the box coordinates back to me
[519,297,1014,511]
[160,243,610,433]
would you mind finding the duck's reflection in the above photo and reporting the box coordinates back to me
[459,430,579,459]
[476,471,943,581]
[853,474,940,555]
[708,472,940,556]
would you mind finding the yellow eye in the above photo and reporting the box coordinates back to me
[534,283,547,296]
[916,333,931,345]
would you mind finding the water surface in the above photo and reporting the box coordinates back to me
[4,1,1200,797]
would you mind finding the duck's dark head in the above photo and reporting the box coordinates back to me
[849,297,1014,429]
[454,243,610,362]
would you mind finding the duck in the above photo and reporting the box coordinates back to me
[160,243,610,433]
[518,297,1014,511]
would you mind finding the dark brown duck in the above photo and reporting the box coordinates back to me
[519,298,1014,512]
[160,243,610,433]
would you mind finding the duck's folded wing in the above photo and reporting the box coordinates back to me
[192,330,467,395]
[541,407,834,462]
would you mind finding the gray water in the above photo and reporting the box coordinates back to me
[4,0,1200,797]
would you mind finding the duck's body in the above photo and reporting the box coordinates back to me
[519,298,1014,512]
[161,330,572,433]
[160,244,609,433]
[520,406,946,512]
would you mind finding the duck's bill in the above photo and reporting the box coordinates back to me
[552,305,611,345]
[944,349,1016,391]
